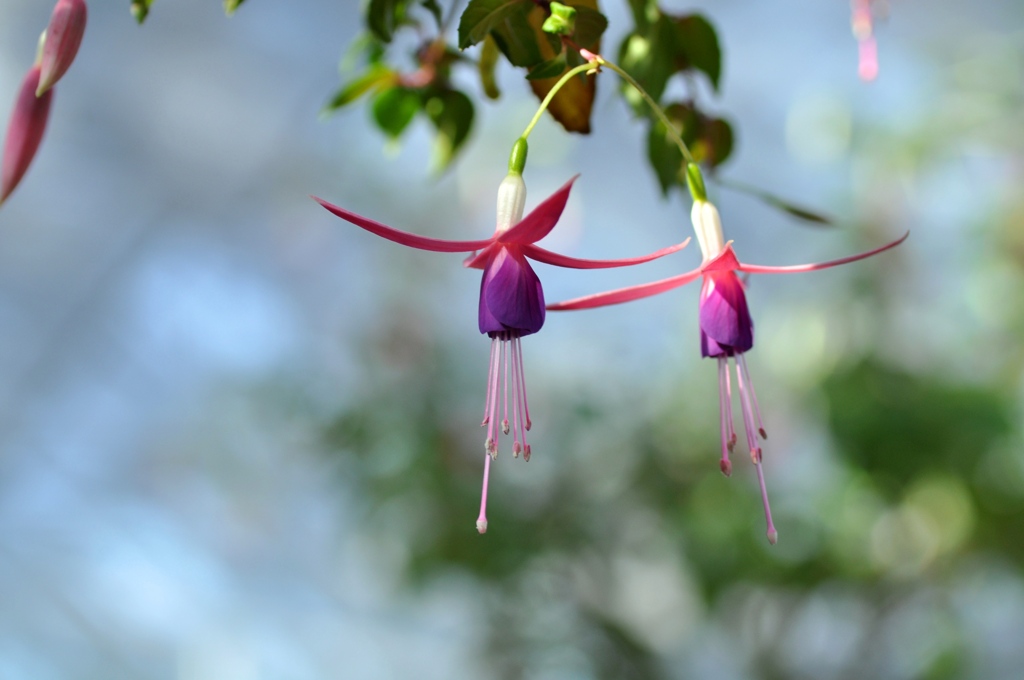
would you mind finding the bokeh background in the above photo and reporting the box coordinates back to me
[1,0,1023,678]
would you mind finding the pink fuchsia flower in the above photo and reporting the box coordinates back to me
[37,0,88,96]
[314,172,689,534]
[548,197,907,544]
[851,0,878,81]
[1,65,53,207]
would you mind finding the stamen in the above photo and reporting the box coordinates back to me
[502,333,510,435]
[484,338,503,459]
[510,335,523,458]
[515,337,532,431]
[755,460,778,545]
[733,356,761,460]
[482,337,498,426]
[717,357,732,477]
[513,337,531,459]
[738,354,767,439]
[723,357,736,450]
[476,452,492,534]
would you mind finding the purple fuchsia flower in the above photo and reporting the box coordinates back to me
[548,195,907,544]
[314,171,689,533]
[1,64,53,206]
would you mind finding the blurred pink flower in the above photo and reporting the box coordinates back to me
[1,66,53,206]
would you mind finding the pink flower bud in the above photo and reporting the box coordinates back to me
[1,66,54,206]
[36,0,88,97]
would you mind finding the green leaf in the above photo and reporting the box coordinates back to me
[323,66,396,114]
[130,0,155,23]
[646,103,700,195]
[772,202,834,225]
[701,117,733,168]
[673,14,721,91]
[478,35,502,99]
[571,7,608,50]
[421,0,443,27]
[425,89,474,170]
[458,0,532,49]
[488,4,549,67]
[617,17,676,112]
[223,0,245,16]
[627,0,656,32]
[716,178,835,226]
[372,87,422,139]
[368,0,410,43]
[527,53,568,80]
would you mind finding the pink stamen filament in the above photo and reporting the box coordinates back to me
[477,333,535,532]
[482,338,498,426]
[734,353,777,544]
[476,452,491,534]
[510,336,523,458]
[755,460,778,545]
[515,337,532,431]
[724,358,736,450]
[502,333,510,435]
[738,354,767,439]
[717,358,732,476]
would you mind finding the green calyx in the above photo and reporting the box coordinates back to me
[686,163,707,202]
[542,2,577,37]
[508,138,529,175]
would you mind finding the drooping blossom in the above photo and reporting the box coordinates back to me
[37,0,88,96]
[851,0,878,81]
[314,172,689,533]
[548,196,907,544]
[1,65,53,206]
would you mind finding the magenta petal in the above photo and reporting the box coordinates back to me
[546,267,702,311]
[736,231,909,275]
[479,248,545,336]
[1,66,53,205]
[699,273,753,357]
[313,196,494,253]
[498,175,577,245]
[522,238,689,269]
[37,0,88,96]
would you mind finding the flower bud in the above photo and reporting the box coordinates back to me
[495,173,527,233]
[36,0,88,96]
[691,199,725,261]
[1,66,54,206]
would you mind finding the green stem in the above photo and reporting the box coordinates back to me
[519,61,596,140]
[594,57,695,165]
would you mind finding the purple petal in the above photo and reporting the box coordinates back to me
[699,273,753,357]
[478,247,545,336]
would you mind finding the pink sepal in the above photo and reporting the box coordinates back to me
[313,196,494,253]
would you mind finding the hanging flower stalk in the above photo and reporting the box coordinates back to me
[548,164,907,544]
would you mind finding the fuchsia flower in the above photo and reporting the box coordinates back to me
[1,65,53,206]
[37,0,88,96]
[548,196,907,544]
[851,0,878,81]
[314,172,688,533]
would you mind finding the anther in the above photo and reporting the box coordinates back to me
[523,444,531,462]
[720,459,732,477]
